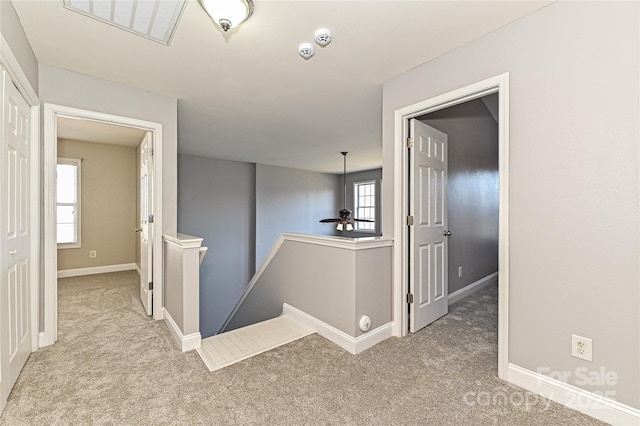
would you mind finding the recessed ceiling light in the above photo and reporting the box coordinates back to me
[63,0,187,45]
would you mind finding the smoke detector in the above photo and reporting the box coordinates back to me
[315,28,332,46]
[298,43,315,59]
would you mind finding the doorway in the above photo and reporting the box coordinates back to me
[392,73,510,379]
[409,94,499,332]
[42,104,164,347]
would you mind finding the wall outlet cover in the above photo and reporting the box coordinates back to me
[571,334,592,362]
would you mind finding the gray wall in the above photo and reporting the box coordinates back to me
[178,155,340,337]
[382,1,639,407]
[420,97,498,294]
[255,164,340,268]
[225,239,392,338]
[0,0,39,93]
[177,154,256,339]
[340,168,383,238]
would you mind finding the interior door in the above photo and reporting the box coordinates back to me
[1,69,32,409]
[139,133,153,316]
[409,119,449,333]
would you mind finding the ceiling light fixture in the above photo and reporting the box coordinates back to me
[198,0,254,32]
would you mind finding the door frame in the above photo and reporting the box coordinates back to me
[42,103,164,347]
[0,35,40,356]
[392,73,510,379]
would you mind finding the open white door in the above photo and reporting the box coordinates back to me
[139,133,153,316]
[1,70,32,408]
[409,119,449,333]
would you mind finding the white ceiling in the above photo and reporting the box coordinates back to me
[57,116,148,147]
[12,0,551,173]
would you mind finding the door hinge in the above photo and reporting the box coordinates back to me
[149,148,154,157]
[407,137,414,148]
[407,293,414,304]
[148,214,154,224]
[149,282,153,291]
[407,215,414,226]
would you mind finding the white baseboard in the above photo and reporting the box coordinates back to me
[448,272,498,305]
[135,263,141,276]
[38,331,52,349]
[163,308,201,352]
[283,303,393,355]
[507,363,640,426]
[57,263,136,278]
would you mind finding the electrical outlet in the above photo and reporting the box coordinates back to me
[458,266,463,278]
[89,250,97,258]
[572,334,592,362]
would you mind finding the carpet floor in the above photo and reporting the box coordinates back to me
[0,271,606,425]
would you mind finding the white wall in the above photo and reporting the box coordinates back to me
[382,1,639,408]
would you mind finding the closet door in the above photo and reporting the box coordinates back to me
[1,68,32,411]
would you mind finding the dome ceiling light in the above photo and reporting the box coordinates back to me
[198,0,254,32]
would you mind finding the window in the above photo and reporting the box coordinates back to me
[354,180,375,231]
[57,158,81,248]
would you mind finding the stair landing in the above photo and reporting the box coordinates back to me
[197,316,314,371]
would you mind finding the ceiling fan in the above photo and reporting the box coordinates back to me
[320,152,374,231]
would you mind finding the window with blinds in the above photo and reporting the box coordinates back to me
[57,158,81,248]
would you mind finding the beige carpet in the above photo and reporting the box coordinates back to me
[0,271,606,425]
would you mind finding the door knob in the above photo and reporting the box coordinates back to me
[443,230,452,237]
[135,228,142,232]
[9,249,17,255]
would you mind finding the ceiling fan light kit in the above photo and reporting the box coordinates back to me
[199,0,254,32]
[320,152,374,231]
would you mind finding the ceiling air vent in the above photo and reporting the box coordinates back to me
[63,0,187,46]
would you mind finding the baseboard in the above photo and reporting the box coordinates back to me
[163,308,201,352]
[135,264,141,276]
[57,263,136,278]
[283,303,393,355]
[507,363,640,426]
[38,331,52,349]
[448,272,498,305]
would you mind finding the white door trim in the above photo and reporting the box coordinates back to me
[392,73,510,379]
[0,35,40,353]
[42,103,164,347]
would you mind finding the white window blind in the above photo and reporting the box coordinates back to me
[354,180,375,231]
[57,158,81,247]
